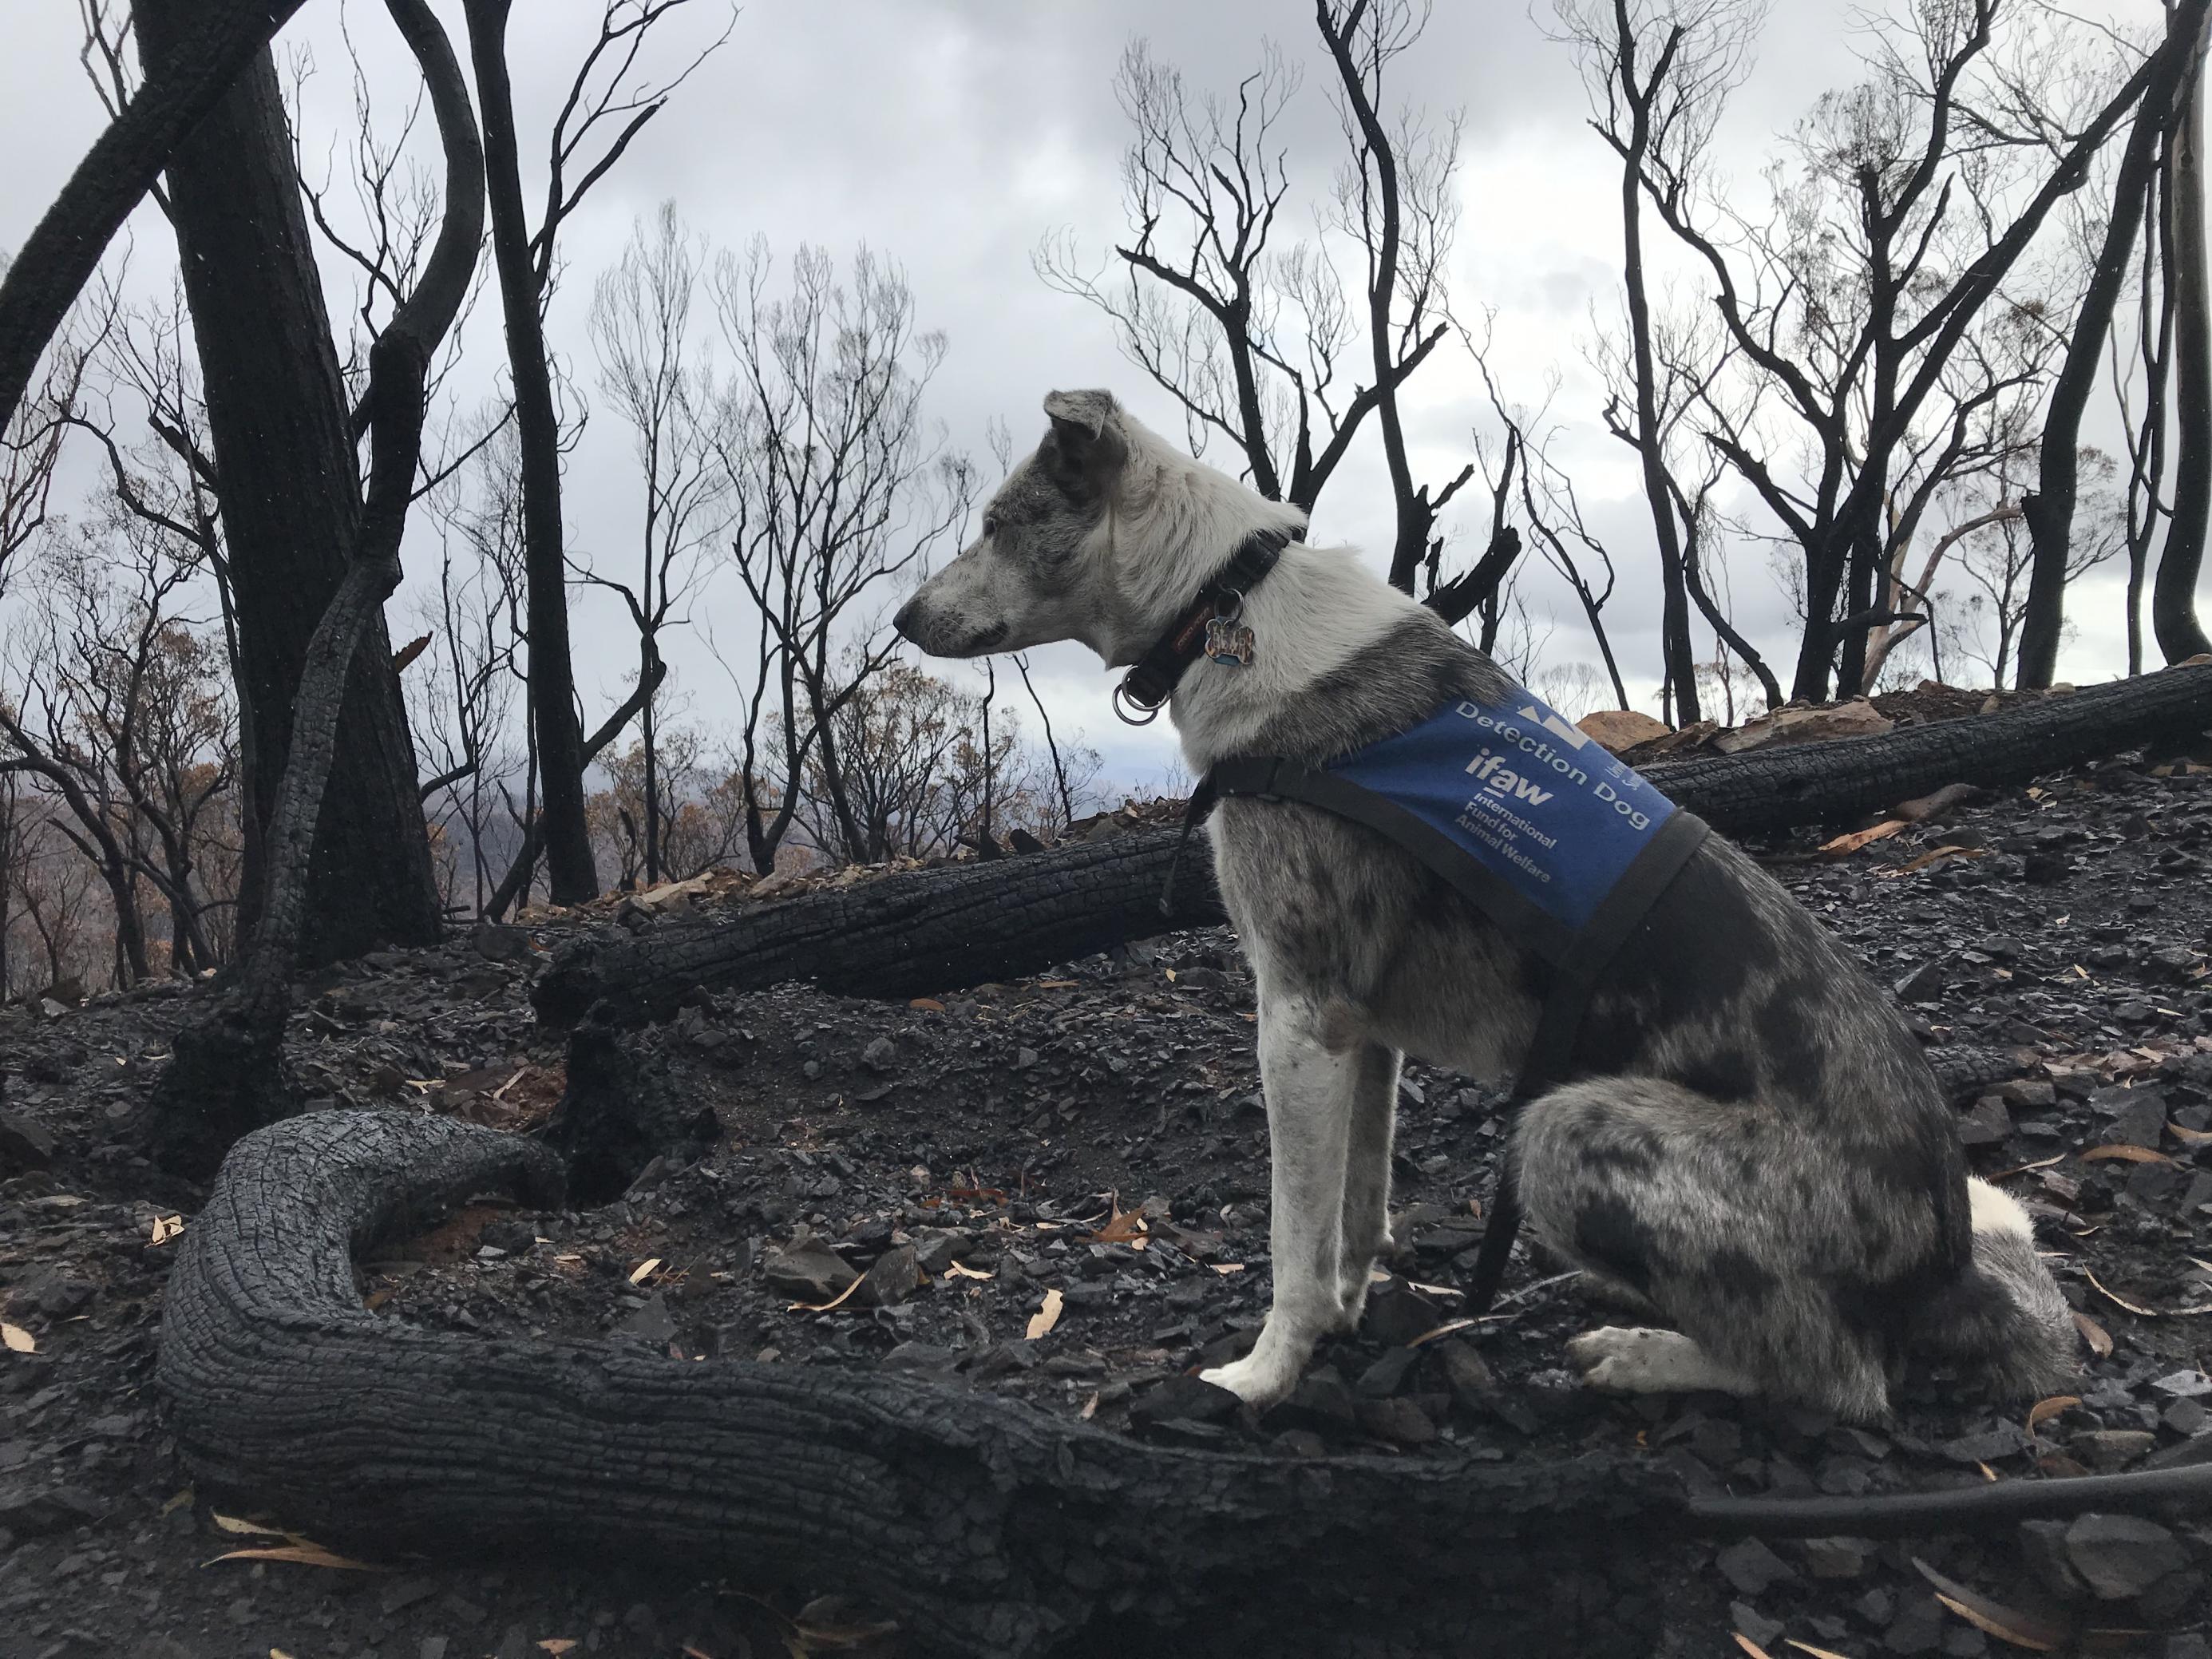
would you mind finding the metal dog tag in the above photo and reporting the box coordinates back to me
[1205,615,1256,667]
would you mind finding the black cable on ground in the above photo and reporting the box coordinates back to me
[1685,1455,2212,1538]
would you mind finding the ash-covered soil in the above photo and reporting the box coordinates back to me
[3,754,2211,1659]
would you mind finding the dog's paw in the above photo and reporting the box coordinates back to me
[1568,1326,1751,1396]
[1200,1352,1300,1412]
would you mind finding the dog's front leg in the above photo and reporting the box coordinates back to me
[1201,998,1360,1412]
[1336,1041,1401,1325]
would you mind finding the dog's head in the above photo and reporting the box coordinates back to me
[893,389,1135,663]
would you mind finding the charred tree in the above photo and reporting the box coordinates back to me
[536,663,2212,1027]
[135,0,442,964]
[160,1110,1691,1659]
[2019,10,2197,687]
[2158,44,2212,666]
[461,0,599,906]
[0,0,310,437]
[148,0,484,1177]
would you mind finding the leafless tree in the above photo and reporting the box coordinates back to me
[1038,4,1484,596]
[588,202,727,886]
[461,0,730,905]
[1554,0,1769,720]
[2155,40,2212,664]
[707,240,972,874]
[1562,0,2182,701]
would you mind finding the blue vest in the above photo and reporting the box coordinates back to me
[1204,683,1707,994]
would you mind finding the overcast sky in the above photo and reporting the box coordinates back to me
[0,0,2186,800]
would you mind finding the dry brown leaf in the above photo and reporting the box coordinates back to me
[538,1642,579,1656]
[1090,1203,1146,1244]
[943,1262,993,1281]
[1026,1288,1064,1340]
[1079,1392,1099,1421]
[206,1542,383,1571]
[1732,1635,1776,1659]
[2079,1144,2174,1165]
[2084,1268,2163,1317]
[2170,1123,2212,1146]
[273,1649,299,1659]
[2072,1309,2113,1356]
[1784,1644,1853,1659]
[628,1257,663,1285]
[908,997,945,1012]
[2025,1395,2079,1436]
[1409,1318,1479,1348]
[2,1322,35,1354]
[1818,818,1908,857]
[148,1214,184,1245]
[788,1275,866,1315]
[1916,1558,2060,1651]
[1036,979,1079,989]
[211,1512,287,1537]
[161,1487,194,1518]
[1882,844,1988,877]
[1210,1262,1246,1275]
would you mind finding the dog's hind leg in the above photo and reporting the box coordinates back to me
[1201,997,1362,1411]
[1335,1041,1401,1324]
[1514,1077,1898,1421]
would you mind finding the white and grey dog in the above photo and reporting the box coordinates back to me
[895,389,2074,1421]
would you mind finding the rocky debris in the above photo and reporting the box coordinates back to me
[1711,697,1894,754]
[761,1245,859,1304]
[1577,709,1670,754]
[0,746,2210,1654]
[2062,1514,2189,1600]
[0,1107,57,1171]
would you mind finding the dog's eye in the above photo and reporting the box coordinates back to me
[982,515,999,538]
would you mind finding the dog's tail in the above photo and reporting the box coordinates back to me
[1912,1177,2075,1397]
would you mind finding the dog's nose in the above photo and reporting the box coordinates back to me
[892,596,923,643]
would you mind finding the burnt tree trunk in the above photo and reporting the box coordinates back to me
[136,0,442,964]
[146,0,484,1178]
[2019,7,2194,688]
[0,0,309,434]
[537,663,2212,1027]
[2158,49,2212,666]
[160,1111,1690,1659]
[461,0,600,906]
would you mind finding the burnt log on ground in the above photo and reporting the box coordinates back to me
[536,663,2212,1027]
[160,1111,1688,1658]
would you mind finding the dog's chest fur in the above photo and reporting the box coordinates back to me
[1197,607,1972,1285]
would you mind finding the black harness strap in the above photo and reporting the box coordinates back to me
[1185,754,1711,1315]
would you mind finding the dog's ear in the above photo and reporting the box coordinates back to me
[1039,389,1126,503]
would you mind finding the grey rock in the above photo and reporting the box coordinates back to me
[0,1111,56,1171]
[853,1244,920,1309]
[1359,1281,1441,1347]
[861,1036,899,1073]
[1882,1594,1944,1655]
[1354,1347,1419,1399]
[1130,1375,1239,1429]
[2064,1513,2188,1599]
[2151,1369,2212,1398]
[1800,1536,1874,1579]
[0,1481,103,1536]
[1715,1537,1798,1597]
[1355,1396,1438,1445]
[761,1245,857,1303]
[614,1293,678,1347]
[1434,1340,1494,1408]
[1731,1602,1785,1649]
[470,922,532,962]
[2071,1428,2156,1471]
[1268,1368,1357,1435]
[1957,1095,2011,1146]
[1895,959,1949,1003]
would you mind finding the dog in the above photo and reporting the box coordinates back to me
[893,388,2074,1421]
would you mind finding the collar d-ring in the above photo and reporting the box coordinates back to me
[1112,680,1164,726]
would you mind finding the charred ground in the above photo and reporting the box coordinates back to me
[2,751,2211,1659]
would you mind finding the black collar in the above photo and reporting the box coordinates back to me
[1112,529,1288,724]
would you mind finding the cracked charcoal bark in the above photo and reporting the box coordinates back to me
[536,663,2212,1026]
[159,1111,1684,1658]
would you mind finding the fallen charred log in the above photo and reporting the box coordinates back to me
[536,664,2212,1026]
[159,1111,1684,1658]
